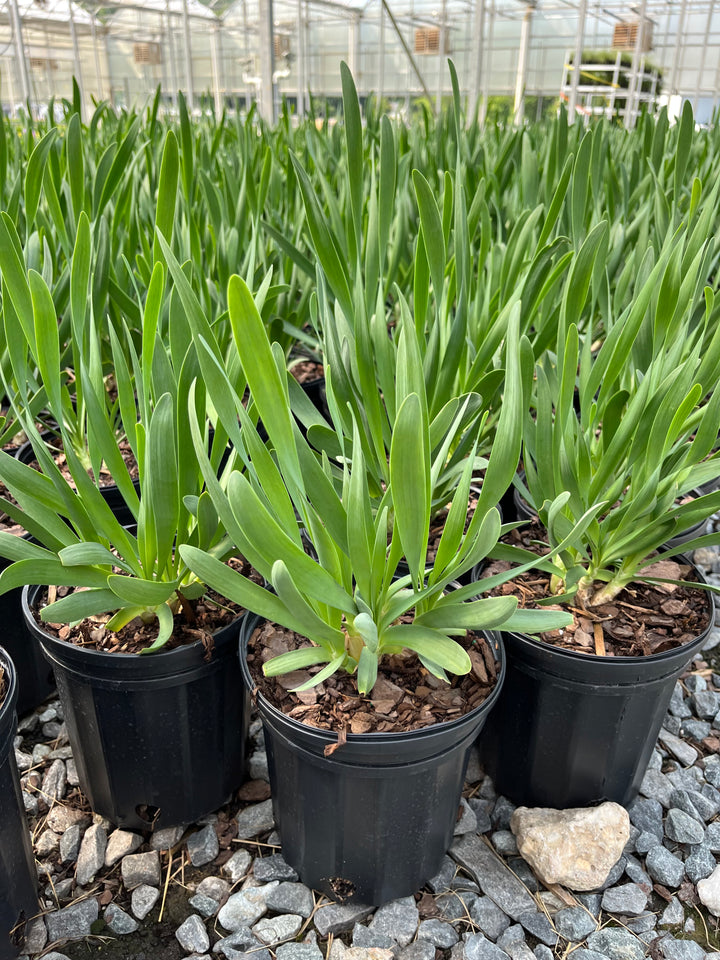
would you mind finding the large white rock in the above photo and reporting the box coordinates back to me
[697,865,720,916]
[510,802,630,891]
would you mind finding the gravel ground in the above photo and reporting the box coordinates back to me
[12,538,720,960]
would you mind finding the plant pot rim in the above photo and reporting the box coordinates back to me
[22,584,245,670]
[239,612,506,746]
[0,646,18,744]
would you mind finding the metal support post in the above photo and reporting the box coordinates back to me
[694,0,714,112]
[436,0,447,114]
[479,0,495,124]
[297,0,305,116]
[567,0,587,123]
[166,0,178,107]
[513,1,534,126]
[181,0,194,110]
[379,0,385,107]
[669,0,687,95]
[469,0,486,120]
[258,0,276,122]
[624,0,646,128]
[68,0,84,118]
[8,0,30,110]
[211,22,223,115]
[90,16,104,101]
[380,0,432,101]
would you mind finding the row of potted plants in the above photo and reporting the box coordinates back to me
[1,66,720,951]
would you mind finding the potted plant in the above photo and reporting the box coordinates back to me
[0,253,250,830]
[480,232,720,809]
[180,273,571,905]
[0,646,39,957]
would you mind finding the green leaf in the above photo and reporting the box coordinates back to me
[381,623,471,676]
[416,595,517,630]
[262,647,332,676]
[390,394,430,587]
[25,129,58,237]
[413,169,445,309]
[107,575,179,606]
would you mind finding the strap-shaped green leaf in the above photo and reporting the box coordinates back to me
[381,623,471,676]
[39,587,123,622]
[390,393,430,588]
[107,575,178,607]
[416,595,517,630]
[271,559,345,651]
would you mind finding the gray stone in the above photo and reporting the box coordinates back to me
[104,829,142,867]
[492,797,517,830]
[66,759,79,787]
[46,899,99,942]
[680,720,712,741]
[14,750,33,772]
[585,928,646,960]
[463,896,508,943]
[45,878,74,902]
[706,821,720,853]
[497,924,525,951]
[466,747,482,783]
[692,690,720,719]
[534,948,554,960]
[628,798,664,840]
[645,845,685,887]
[217,890,268,930]
[46,805,90,834]
[276,944,324,960]
[468,798,493,834]
[659,936,707,960]
[313,903,374,937]
[150,824,186,850]
[352,922,398,953]
[104,903,139,935]
[32,743,51,764]
[187,824,220,867]
[669,684,693,718]
[665,809,705,844]
[640,769,675,808]
[658,730,698,766]
[23,917,47,954]
[464,933,511,960]
[417,918,460,947]
[668,767,705,791]
[34,954,70,960]
[249,750,269,781]
[570,952,612,960]
[635,831,661,854]
[669,790,709,823]
[189,894,221,917]
[41,759,66,802]
[504,943,537,960]
[398,944,435,960]
[601,883,649,917]
[265,881,314,918]
[554,907,597,942]
[684,845,716,883]
[427,855,457,893]
[76,823,107,887]
[622,913,657,934]
[236,799,275,838]
[623,855,651,888]
[222,848,253,882]
[121,851,161,890]
[664,716,682,736]
[196,876,230,904]
[369,897,418,947]
[451,833,536,920]
[36,829,60,857]
[176,915,210,954]
[253,853,299,882]
[131,884,160,920]
[492,831,518,856]
[517,911,557,947]
[660,899,685,927]
[455,798,479,835]
[22,793,38,816]
[507,859,542,893]
[212,927,259,955]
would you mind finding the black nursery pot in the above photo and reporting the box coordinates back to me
[240,614,505,906]
[480,571,712,809]
[23,586,249,831]
[0,647,39,958]
[16,437,140,527]
[0,558,54,715]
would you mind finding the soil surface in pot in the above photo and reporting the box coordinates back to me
[25,435,139,488]
[247,622,497,734]
[33,558,260,655]
[289,360,324,384]
[482,522,711,656]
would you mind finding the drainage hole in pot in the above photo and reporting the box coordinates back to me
[136,803,161,825]
[329,877,356,902]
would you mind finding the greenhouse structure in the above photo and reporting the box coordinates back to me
[1,0,720,125]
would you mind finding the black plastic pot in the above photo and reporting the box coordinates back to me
[16,437,140,527]
[0,647,39,957]
[480,564,712,809]
[240,614,505,906]
[0,560,54,715]
[23,586,249,830]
